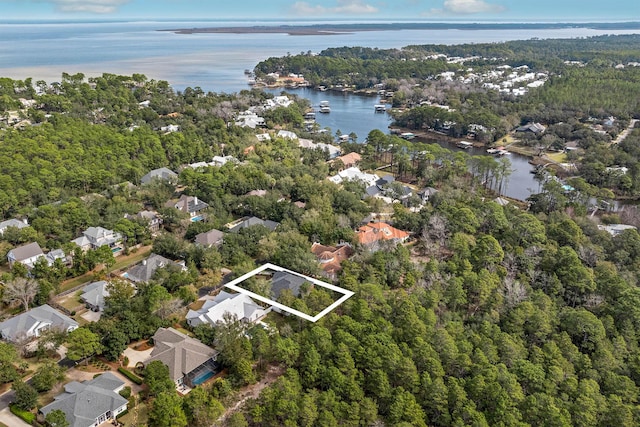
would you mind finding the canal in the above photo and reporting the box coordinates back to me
[267,87,540,201]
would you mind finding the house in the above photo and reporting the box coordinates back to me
[72,227,123,252]
[40,372,128,427]
[160,124,180,133]
[165,194,209,219]
[7,242,45,268]
[144,327,219,388]
[186,291,268,327]
[516,122,546,134]
[277,130,298,140]
[357,222,409,249]
[7,242,66,269]
[255,133,271,142]
[227,216,279,233]
[235,112,265,129]
[123,253,186,284]
[211,155,238,167]
[311,242,354,281]
[140,167,178,185]
[80,281,110,312]
[194,229,225,247]
[298,138,341,159]
[329,167,380,188]
[0,304,78,342]
[334,152,361,169]
[126,210,163,233]
[598,224,637,236]
[417,187,438,202]
[0,218,29,235]
[271,271,308,298]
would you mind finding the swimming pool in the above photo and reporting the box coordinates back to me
[191,215,204,222]
[191,369,214,385]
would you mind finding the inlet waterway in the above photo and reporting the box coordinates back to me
[267,87,540,201]
[2,21,627,200]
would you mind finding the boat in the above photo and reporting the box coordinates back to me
[456,141,474,149]
[304,112,316,120]
[319,106,331,113]
[486,148,500,154]
[319,100,330,107]
[374,104,386,112]
[400,132,415,140]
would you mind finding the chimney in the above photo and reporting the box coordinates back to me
[142,260,146,266]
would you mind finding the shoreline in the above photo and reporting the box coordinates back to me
[160,21,640,35]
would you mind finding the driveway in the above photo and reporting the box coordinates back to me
[123,347,153,368]
[0,406,31,427]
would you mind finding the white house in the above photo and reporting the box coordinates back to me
[186,291,268,327]
[0,304,78,342]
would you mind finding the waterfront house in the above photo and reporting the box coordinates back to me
[598,223,637,236]
[40,372,128,427]
[516,122,546,134]
[0,304,78,342]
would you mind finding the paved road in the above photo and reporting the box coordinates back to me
[611,119,639,145]
[0,407,30,427]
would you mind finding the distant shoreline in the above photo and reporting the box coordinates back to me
[161,22,640,36]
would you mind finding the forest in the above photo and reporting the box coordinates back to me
[254,34,640,198]
[1,64,640,427]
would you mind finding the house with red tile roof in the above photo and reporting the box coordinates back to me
[311,242,354,280]
[357,222,409,250]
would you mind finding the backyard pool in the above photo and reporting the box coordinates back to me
[191,215,204,222]
[191,368,215,386]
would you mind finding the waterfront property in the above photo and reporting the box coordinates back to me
[39,372,128,427]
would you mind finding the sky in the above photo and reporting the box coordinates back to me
[0,0,638,22]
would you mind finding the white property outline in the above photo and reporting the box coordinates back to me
[224,263,354,322]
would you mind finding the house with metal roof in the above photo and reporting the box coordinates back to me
[0,304,78,342]
[39,372,127,427]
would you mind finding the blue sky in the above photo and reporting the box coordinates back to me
[0,0,638,21]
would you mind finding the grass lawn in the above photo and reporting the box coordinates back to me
[57,246,152,295]
[546,152,568,163]
[119,400,148,427]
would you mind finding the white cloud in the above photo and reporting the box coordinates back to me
[429,0,505,15]
[35,0,130,13]
[290,0,378,15]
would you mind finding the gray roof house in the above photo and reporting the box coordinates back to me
[80,281,110,312]
[0,218,29,235]
[194,229,225,247]
[72,227,123,252]
[7,242,66,269]
[40,372,127,427]
[516,122,546,134]
[140,167,178,185]
[186,291,268,327]
[164,194,209,219]
[0,304,78,342]
[125,210,163,233]
[7,242,45,268]
[145,327,219,388]
[271,271,308,298]
[228,216,279,233]
[123,253,186,283]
